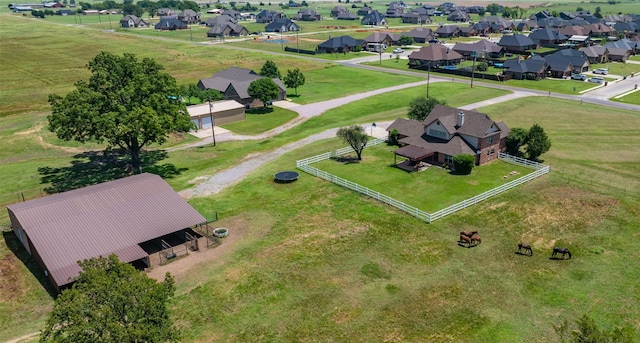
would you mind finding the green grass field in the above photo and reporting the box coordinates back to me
[0,15,428,116]
[1,3,640,341]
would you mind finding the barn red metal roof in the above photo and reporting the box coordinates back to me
[7,173,206,287]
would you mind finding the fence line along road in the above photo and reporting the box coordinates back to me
[297,143,550,223]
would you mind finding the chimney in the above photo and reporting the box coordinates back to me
[457,111,465,127]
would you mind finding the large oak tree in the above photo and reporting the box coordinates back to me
[40,255,177,343]
[48,52,194,171]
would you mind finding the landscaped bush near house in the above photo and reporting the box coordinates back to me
[388,128,399,146]
[526,73,538,80]
[453,154,475,174]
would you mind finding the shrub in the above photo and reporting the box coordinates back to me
[453,154,475,174]
[476,62,488,72]
[388,128,399,146]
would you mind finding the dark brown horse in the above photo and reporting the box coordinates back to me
[517,243,533,256]
[552,247,571,259]
[459,234,472,247]
[471,235,481,246]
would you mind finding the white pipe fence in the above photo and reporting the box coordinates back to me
[297,143,549,223]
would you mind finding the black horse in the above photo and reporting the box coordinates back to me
[517,243,533,256]
[552,247,572,259]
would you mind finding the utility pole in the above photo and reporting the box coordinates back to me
[470,51,476,88]
[208,98,216,146]
[427,62,431,98]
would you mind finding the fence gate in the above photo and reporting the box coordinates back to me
[185,232,198,251]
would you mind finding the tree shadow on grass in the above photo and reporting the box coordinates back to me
[38,149,187,194]
[2,230,57,298]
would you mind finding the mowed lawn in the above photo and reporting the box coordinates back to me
[313,143,532,212]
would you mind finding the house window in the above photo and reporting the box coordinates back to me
[488,136,494,144]
[428,129,446,139]
[488,148,495,155]
[444,154,453,164]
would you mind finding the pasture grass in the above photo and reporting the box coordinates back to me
[0,15,426,116]
[478,97,640,196]
[313,143,532,212]
[171,137,640,342]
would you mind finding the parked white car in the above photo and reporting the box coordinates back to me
[593,68,608,75]
[588,77,604,84]
[570,73,587,81]
[393,48,404,54]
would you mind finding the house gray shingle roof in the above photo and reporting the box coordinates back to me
[408,44,463,62]
[498,34,535,47]
[387,105,508,158]
[7,173,206,288]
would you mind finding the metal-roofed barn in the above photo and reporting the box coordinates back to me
[7,173,207,292]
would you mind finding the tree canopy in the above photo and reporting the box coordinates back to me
[505,124,551,161]
[248,78,280,108]
[398,35,413,46]
[41,255,177,343]
[283,68,305,96]
[336,125,369,160]
[505,127,529,156]
[259,60,282,79]
[526,123,551,161]
[407,96,446,121]
[48,52,194,171]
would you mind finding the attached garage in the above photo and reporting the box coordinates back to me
[187,100,245,130]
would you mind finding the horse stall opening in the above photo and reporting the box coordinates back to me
[140,228,203,266]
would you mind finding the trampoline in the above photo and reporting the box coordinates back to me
[274,171,299,183]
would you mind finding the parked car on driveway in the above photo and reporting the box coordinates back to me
[393,48,404,53]
[588,77,604,83]
[571,73,587,81]
[593,68,608,75]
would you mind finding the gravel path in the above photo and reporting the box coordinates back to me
[178,88,535,199]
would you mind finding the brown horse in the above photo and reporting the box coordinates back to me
[460,230,478,238]
[552,247,572,259]
[471,235,481,246]
[517,243,533,256]
[459,234,472,247]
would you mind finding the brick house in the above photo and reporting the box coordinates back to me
[386,105,510,167]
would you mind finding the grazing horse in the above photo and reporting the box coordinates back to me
[460,230,478,238]
[552,247,572,259]
[471,235,481,246]
[517,243,533,256]
[459,234,472,247]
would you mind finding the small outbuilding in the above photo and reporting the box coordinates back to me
[187,100,246,129]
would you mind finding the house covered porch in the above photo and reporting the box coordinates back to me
[393,145,436,172]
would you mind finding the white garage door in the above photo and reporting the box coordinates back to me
[201,116,212,129]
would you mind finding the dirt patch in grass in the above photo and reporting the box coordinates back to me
[146,213,270,284]
[520,185,618,246]
[15,122,85,155]
[0,253,26,303]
